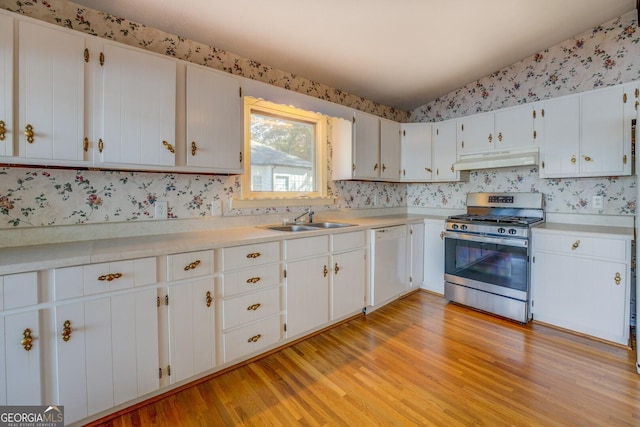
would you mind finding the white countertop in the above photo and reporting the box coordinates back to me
[0,214,443,275]
[534,222,634,240]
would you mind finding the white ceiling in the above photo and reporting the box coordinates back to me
[72,0,636,111]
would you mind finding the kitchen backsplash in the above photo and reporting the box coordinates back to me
[0,1,638,229]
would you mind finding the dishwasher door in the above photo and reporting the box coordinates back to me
[370,225,407,307]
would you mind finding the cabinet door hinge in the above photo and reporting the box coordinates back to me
[239,152,243,163]
[165,294,169,306]
[352,116,356,124]
[409,276,413,283]
[239,87,242,98]
[532,256,536,263]
[167,365,171,376]
[283,323,287,332]
[84,48,89,63]
[531,300,535,307]
[99,52,105,66]
[623,93,628,103]
[159,367,162,379]
[283,269,287,278]
[157,296,160,307]
[533,110,536,119]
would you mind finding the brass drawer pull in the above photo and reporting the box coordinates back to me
[614,272,621,285]
[246,252,261,259]
[571,240,580,250]
[571,155,576,164]
[582,155,593,162]
[22,328,33,351]
[206,291,213,307]
[246,277,261,284]
[62,320,72,342]
[98,273,123,281]
[247,334,262,343]
[162,140,175,153]
[184,259,201,271]
[247,303,261,311]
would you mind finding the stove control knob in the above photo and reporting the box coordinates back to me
[461,224,468,231]
[497,227,506,234]
[508,228,517,235]
[452,224,459,230]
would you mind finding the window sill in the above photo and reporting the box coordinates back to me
[231,197,336,209]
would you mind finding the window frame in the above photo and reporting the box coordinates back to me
[240,97,328,203]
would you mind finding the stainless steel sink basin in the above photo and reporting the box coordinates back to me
[305,221,355,229]
[260,221,355,232]
[262,224,317,232]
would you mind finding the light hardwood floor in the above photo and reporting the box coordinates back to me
[91,291,639,426]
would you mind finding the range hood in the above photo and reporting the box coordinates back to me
[453,147,539,171]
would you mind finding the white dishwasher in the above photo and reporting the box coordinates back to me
[369,225,407,308]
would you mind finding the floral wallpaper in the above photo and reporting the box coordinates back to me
[0,1,639,229]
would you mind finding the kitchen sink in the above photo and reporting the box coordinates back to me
[260,221,356,232]
[305,221,355,229]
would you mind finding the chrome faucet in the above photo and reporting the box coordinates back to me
[294,208,314,223]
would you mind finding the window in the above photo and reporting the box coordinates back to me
[241,97,328,203]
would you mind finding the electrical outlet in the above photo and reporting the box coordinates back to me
[154,200,168,218]
[592,195,604,210]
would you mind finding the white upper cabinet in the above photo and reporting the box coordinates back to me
[433,119,465,182]
[329,116,354,180]
[457,111,493,154]
[352,110,380,179]
[0,13,12,156]
[400,123,432,181]
[96,41,176,167]
[379,118,401,180]
[539,84,633,178]
[580,84,632,176]
[538,94,581,177]
[185,65,242,173]
[18,19,88,164]
[458,104,535,155]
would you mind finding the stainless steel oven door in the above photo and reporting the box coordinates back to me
[443,231,530,301]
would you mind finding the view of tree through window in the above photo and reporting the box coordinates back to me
[250,112,316,193]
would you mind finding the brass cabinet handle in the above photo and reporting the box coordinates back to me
[246,277,261,284]
[582,155,593,162]
[334,263,340,275]
[83,137,89,152]
[22,328,33,351]
[162,140,175,153]
[571,240,580,250]
[440,231,445,240]
[571,155,576,164]
[99,52,105,66]
[323,265,329,277]
[191,141,197,156]
[497,132,503,142]
[183,259,201,271]
[623,155,628,165]
[84,48,90,63]
[247,303,261,311]
[62,320,72,342]
[247,334,262,343]
[98,139,104,153]
[0,120,6,141]
[425,168,432,173]
[205,291,213,307]
[488,133,493,143]
[373,163,379,171]
[24,124,34,143]
[382,163,386,172]
[533,130,537,140]
[614,272,621,285]
[450,164,455,173]
[246,252,261,259]
[98,273,123,281]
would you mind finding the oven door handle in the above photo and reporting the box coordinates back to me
[443,231,528,248]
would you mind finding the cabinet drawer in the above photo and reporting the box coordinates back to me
[54,257,157,299]
[222,286,280,330]
[332,231,365,252]
[534,233,627,260]
[2,272,38,310]
[222,314,281,363]
[222,263,280,297]
[285,235,329,259]
[167,250,214,281]
[222,242,280,271]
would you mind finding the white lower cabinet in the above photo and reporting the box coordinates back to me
[531,228,632,345]
[54,288,159,424]
[0,272,43,406]
[422,219,445,294]
[408,222,425,290]
[331,231,366,322]
[220,242,282,364]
